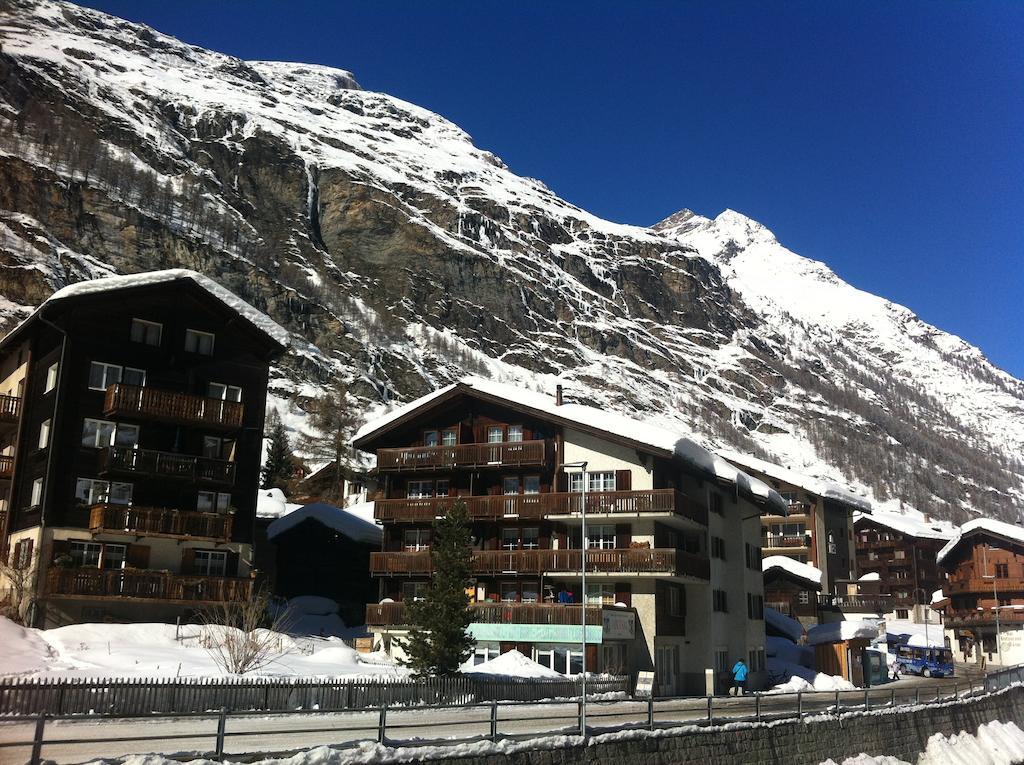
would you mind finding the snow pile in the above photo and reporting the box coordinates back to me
[764,607,805,642]
[267,501,381,544]
[0,617,404,679]
[807,620,879,646]
[256,487,304,519]
[938,518,1024,564]
[767,657,856,693]
[463,649,563,679]
[818,720,1024,765]
[279,596,361,640]
[763,555,823,588]
[858,572,881,582]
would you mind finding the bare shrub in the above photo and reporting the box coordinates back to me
[199,589,295,674]
[0,549,36,625]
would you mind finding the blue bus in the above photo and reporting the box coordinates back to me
[895,645,954,678]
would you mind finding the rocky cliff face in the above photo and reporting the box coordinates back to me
[1,0,1021,521]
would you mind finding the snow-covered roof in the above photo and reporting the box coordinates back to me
[937,517,1024,564]
[267,501,382,545]
[762,555,823,588]
[854,509,955,541]
[718,449,872,513]
[806,620,879,646]
[6,269,289,348]
[355,377,789,514]
[858,572,881,582]
[256,488,304,520]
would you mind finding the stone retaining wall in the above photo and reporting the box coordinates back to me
[391,685,1024,765]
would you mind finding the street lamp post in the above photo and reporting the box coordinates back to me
[559,460,589,737]
[982,545,1003,667]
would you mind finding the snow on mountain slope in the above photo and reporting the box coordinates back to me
[1,0,1022,523]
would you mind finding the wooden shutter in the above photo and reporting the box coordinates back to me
[180,548,196,575]
[22,539,33,568]
[615,523,631,548]
[225,550,240,577]
[615,470,632,491]
[126,544,150,569]
[556,471,568,493]
[10,540,22,567]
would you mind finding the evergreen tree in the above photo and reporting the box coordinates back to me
[296,380,358,499]
[402,501,475,677]
[261,410,296,490]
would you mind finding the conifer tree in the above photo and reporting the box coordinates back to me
[296,380,357,499]
[402,501,475,676]
[261,410,296,490]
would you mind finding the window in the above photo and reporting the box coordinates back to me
[500,582,519,602]
[486,426,504,443]
[123,367,146,387]
[586,583,615,605]
[666,585,683,616]
[501,528,519,550]
[423,430,440,447]
[894,549,906,560]
[70,541,102,568]
[502,476,520,495]
[748,648,766,672]
[507,425,523,442]
[747,593,764,620]
[714,649,729,674]
[44,363,58,393]
[588,472,616,492]
[401,582,428,601]
[38,419,51,449]
[536,646,583,675]
[710,492,723,515]
[30,477,43,507]
[207,383,242,402]
[12,540,33,569]
[403,529,430,551]
[75,479,132,506]
[130,319,162,346]
[185,329,215,355]
[522,527,540,550]
[203,436,236,461]
[745,543,761,570]
[711,536,726,560]
[81,419,138,448]
[521,582,539,603]
[896,609,910,620]
[407,480,435,499]
[193,550,227,576]
[996,563,1009,579]
[88,361,122,391]
[441,429,458,446]
[435,479,450,497]
[197,491,232,513]
[474,643,500,666]
[524,475,541,494]
[713,589,728,613]
[587,525,616,550]
[102,544,127,570]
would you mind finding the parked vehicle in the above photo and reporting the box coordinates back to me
[895,645,955,678]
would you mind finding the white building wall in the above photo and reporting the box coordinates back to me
[562,429,653,490]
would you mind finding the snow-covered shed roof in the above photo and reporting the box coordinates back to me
[806,620,879,646]
[762,555,823,590]
[267,501,382,545]
[717,449,872,513]
[355,376,789,514]
[256,488,304,519]
[2,269,289,349]
[937,517,1024,565]
[853,509,955,541]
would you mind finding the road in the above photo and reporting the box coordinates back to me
[0,674,969,765]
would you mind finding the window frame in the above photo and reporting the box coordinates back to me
[185,329,216,356]
[587,524,616,550]
[44,363,59,393]
[486,426,505,444]
[193,549,228,577]
[30,477,44,507]
[130,318,163,346]
[507,424,524,442]
[38,419,51,450]
[441,429,458,446]
[88,361,123,392]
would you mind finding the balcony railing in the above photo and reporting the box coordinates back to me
[104,384,244,430]
[762,535,810,548]
[89,504,233,541]
[46,567,253,603]
[376,440,548,471]
[944,608,1024,627]
[373,489,707,526]
[0,454,12,480]
[0,394,19,424]
[99,447,236,485]
[947,577,1024,595]
[366,601,606,627]
[370,548,706,579]
[817,593,891,611]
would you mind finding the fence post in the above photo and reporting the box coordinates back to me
[378,704,388,744]
[754,692,760,722]
[863,689,869,711]
[215,707,227,758]
[707,695,713,725]
[490,700,498,742]
[797,691,802,719]
[647,696,655,730]
[30,713,46,765]
[834,690,840,714]
[915,687,920,705]
[952,681,958,699]
[578,699,584,737]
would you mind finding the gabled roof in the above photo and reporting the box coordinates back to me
[354,376,789,514]
[937,517,1024,565]
[762,555,823,591]
[1,269,289,351]
[266,501,382,545]
[854,509,955,541]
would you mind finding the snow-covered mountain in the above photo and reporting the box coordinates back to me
[1,0,1021,522]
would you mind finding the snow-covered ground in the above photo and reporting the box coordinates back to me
[0,617,404,680]
[819,720,1024,765]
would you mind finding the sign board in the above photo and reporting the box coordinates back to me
[469,622,603,644]
[354,637,374,653]
[635,671,655,698]
[602,609,636,640]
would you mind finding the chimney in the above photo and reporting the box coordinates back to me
[555,384,563,406]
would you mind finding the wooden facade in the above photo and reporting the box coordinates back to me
[0,273,285,626]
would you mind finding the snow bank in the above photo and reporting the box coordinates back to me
[0,618,54,675]
[807,620,879,646]
[764,607,805,642]
[279,596,364,640]
[766,657,856,693]
[819,720,1024,765]
[858,572,881,582]
[763,555,823,587]
[267,501,381,544]
[463,649,563,679]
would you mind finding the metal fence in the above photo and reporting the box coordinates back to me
[0,674,629,716]
[983,663,1024,692]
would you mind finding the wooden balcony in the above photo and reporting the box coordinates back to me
[373,489,707,526]
[817,593,891,611]
[370,548,707,579]
[366,601,605,627]
[945,608,1024,628]
[98,446,236,486]
[948,577,1024,594]
[104,384,243,430]
[375,440,548,471]
[89,504,234,541]
[762,535,810,549]
[0,394,19,424]
[46,567,253,603]
[0,454,12,480]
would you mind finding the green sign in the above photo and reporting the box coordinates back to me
[469,623,604,644]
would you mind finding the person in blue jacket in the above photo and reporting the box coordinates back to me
[731,659,749,696]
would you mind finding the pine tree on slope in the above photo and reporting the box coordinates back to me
[261,410,296,490]
[402,501,475,677]
[296,380,357,500]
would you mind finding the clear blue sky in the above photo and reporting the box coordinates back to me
[83,1,1024,378]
